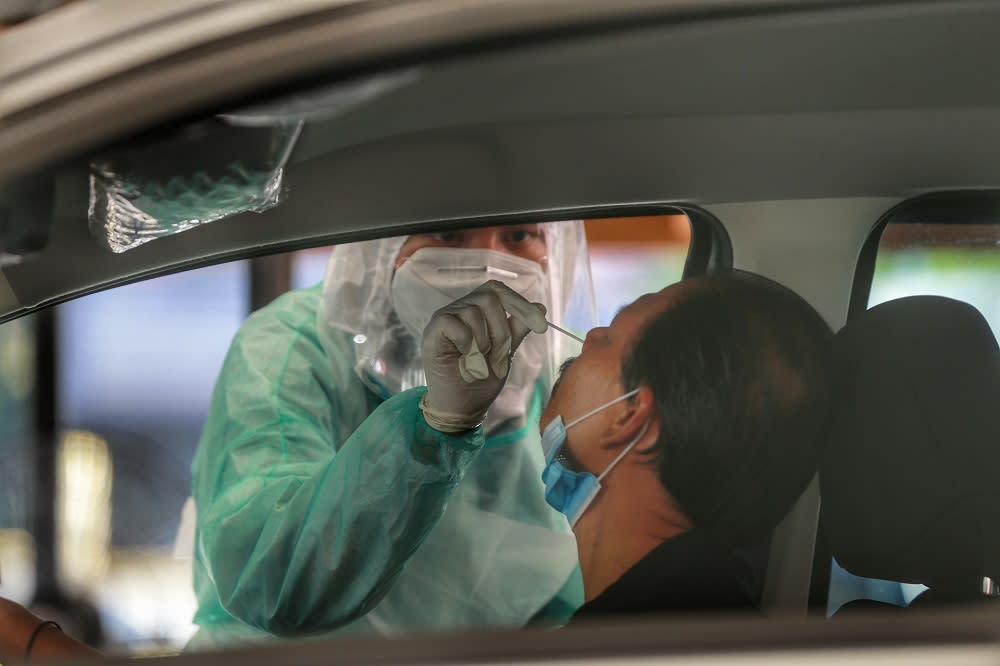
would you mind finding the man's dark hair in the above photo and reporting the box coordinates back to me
[622,271,834,545]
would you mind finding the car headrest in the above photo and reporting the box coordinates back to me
[820,296,1000,590]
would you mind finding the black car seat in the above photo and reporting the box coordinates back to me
[820,295,1000,610]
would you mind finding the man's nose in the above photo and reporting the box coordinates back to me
[582,326,607,351]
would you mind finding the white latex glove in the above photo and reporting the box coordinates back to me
[420,280,546,433]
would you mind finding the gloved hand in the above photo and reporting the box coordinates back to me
[420,280,546,433]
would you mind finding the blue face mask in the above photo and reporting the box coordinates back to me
[541,389,645,526]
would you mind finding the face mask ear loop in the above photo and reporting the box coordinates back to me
[564,388,640,430]
[597,421,650,482]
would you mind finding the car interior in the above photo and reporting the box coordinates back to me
[3,0,1000,661]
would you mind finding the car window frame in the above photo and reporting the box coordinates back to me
[848,190,1000,319]
[0,203,730,327]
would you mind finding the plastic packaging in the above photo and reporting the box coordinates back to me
[88,120,302,253]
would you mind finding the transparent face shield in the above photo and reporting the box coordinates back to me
[317,221,596,434]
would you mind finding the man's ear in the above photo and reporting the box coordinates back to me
[601,385,657,448]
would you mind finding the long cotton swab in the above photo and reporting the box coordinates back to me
[546,321,585,343]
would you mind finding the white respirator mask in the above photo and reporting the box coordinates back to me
[391,246,549,434]
[391,247,548,341]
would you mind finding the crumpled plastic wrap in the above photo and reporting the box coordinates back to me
[88,121,302,253]
[87,67,419,253]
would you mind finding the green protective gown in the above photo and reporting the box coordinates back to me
[189,284,581,647]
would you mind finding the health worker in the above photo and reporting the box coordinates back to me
[188,222,592,646]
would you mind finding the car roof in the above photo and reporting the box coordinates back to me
[0,0,808,180]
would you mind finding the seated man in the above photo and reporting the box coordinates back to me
[419,271,833,620]
[538,271,834,618]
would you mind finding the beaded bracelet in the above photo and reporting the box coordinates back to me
[24,620,61,661]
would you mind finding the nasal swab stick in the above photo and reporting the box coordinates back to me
[546,321,585,344]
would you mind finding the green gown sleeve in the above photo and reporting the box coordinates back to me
[191,285,484,636]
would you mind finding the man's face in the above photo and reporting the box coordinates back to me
[540,283,684,475]
[395,224,547,268]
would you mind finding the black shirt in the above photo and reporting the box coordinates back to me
[569,529,759,620]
